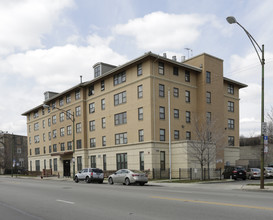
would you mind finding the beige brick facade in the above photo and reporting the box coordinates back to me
[22,52,247,178]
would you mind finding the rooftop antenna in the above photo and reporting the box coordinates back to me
[184,48,192,59]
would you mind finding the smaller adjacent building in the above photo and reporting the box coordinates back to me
[0,131,28,174]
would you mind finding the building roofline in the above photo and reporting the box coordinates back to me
[184,53,224,62]
[224,77,248,88]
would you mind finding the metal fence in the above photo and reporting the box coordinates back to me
[152,168,222,180]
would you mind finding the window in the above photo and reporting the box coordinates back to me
[228,101,234,112]
[42,120,45,129]
[76,106,81,116]
[206,71,211,83]
[60,127,64,136]
[174,109,179,119]
[77,156,82,171]
[114,91,126,106]
[34,135,40,143]
[101,117,106,128]
[158,62,164,75]
[76,123,81,133]
[173,66,178,76]
[159,106,165,119]
[228,119,235,129]
[228,136,235,146]
[185,90,190,103]
[49,159,52,169]
[101,99,105,110]
[35,160,40,171]
[89,120,95,131]
[139,151,144,171]
[138,107,143,120]
[102,136,106,146]
[66,94,71,103]
[67,125,72,135]
[186,131,191,140]
[49,145,51,153]
[67,141,72,150]
[139,129,144,142]
[116,153,127,170]
[115,112,127,125]
[75,90,80,100]
[137,85,143,98]
[228,84,234,94]
[90,138,96,148]
[53,144,57,152]
[114,71,126,86]
[160,129,165,141]
[76,139,82,149]
[185,70,190,82]
[43,133,45,142]
[66,110,72,120]
[94,65,100,78]
[115,132,128,145]
[29,137,31,145]
[206,92,211,104]
[88,85,94,96]
[48,118,51,127]
[90,156,96,168]
[59,112,64,122]
[35,148,40,155]
[44,159,46,169]
[52,115,56,124]
[103,155,107,171]
[60,143,65,151]
[89,102,95,113]
[173,87,179,97]
[174,130,179,140]
[159,84,165,97]
[160,151,165,170]
[186,111,191,123]
[52,102,56,110]
[53,158,58,171]
[137,63,142,76]
[59,98,64,107]
[206,112,211,123]
[34,111,39,118]
[34,122,39,131]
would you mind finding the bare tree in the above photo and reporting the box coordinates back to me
[187,116,225,180]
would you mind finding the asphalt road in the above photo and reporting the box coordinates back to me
[0,177,273,220]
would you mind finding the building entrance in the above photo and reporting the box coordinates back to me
[63,160,71,177]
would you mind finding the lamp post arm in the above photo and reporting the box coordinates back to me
[236,21,264,65]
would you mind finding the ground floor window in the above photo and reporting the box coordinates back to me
[90,155,96,168]
[49,159,52,169]
[77,156,82,171]
[35,160,40,171]
[53,158,57,171]
[116,153,127,170]
[44,159,46,169]
[160,151,165,170]
[139,151,144,171]
[103,154,107,171]
[30,161,32,171]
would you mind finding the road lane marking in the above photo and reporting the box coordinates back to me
[151,196,273,211]
[56,199,75,205]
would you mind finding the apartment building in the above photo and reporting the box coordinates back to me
[22,52,247,178]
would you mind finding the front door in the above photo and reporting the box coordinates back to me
[63,160,71,177]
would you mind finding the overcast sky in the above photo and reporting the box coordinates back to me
[1,0,272,137]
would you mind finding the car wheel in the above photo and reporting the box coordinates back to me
[108,177,114,185]
[74,176,79,183]
[139,182,145,186]
[99,180,103,184]
[85,176,90,183]
[125,178,130,186]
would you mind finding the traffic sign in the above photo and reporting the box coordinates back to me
[262,122,267,135]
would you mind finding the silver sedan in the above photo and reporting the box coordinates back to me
[108,169,148,186]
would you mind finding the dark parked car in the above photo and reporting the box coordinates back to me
[223,166,246,180]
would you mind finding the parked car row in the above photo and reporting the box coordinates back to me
[74,168,148,186]
[223,166,273,180]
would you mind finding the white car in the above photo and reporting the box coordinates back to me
[265,167,273,178]
[74,168,104,183]
[108,169,148,186]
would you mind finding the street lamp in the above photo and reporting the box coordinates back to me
[226,16,265,189]
[43,104,76,179]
